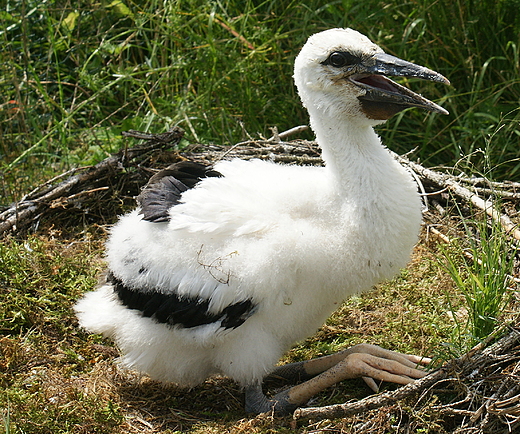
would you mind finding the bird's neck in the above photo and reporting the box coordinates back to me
[310,112,392,193]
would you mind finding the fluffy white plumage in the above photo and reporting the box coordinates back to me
[75,28,448,412]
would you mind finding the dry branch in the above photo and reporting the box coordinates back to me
[294,368,450,421]
[394,152,520,241]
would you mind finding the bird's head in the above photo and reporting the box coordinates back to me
[294,28,449,125]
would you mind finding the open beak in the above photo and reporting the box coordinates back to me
[352,52,450,118]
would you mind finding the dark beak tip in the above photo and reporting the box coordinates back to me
[438,76,451,86]
[423,69,450,86]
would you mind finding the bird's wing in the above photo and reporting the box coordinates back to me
[166,159,299,236]
[109,160,261,332]
[108,159,320,333]
[137,161,222,223]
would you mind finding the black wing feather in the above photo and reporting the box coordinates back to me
[137,161,222,223]
[109,273,255,330]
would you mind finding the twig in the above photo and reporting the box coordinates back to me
[293,368,450,421]
[214,17,255,51]
[394,153,520,241]
[274,125,309,140]
[49,187,110,208]
[20,166,89,202]
[428,226,482,264]
[459,176,520,190]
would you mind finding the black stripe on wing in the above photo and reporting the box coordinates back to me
[137,161,222,223]
[109,273,255,329]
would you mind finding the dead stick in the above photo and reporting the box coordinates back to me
[428,226,480,264]
[394,154,520,241]
[293,368,449,421]
[0,204,39,234]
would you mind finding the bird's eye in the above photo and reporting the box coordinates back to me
[325,51,359,68]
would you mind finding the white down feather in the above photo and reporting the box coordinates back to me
[75,28,423,388]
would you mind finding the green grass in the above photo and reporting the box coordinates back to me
[0,232,120,434]
[2,0,520,205]
[438,209,517,356]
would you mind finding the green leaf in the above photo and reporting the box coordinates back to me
[61,11,79,33]
[107,0,134,18]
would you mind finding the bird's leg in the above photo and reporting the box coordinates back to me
[246,344,431,415]
[245,383,299,414]
[268,343,430,387]
[266,347,366,382]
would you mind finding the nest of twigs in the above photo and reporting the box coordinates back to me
[2,126,519,432]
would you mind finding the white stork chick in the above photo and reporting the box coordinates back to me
[75,28,449,414]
